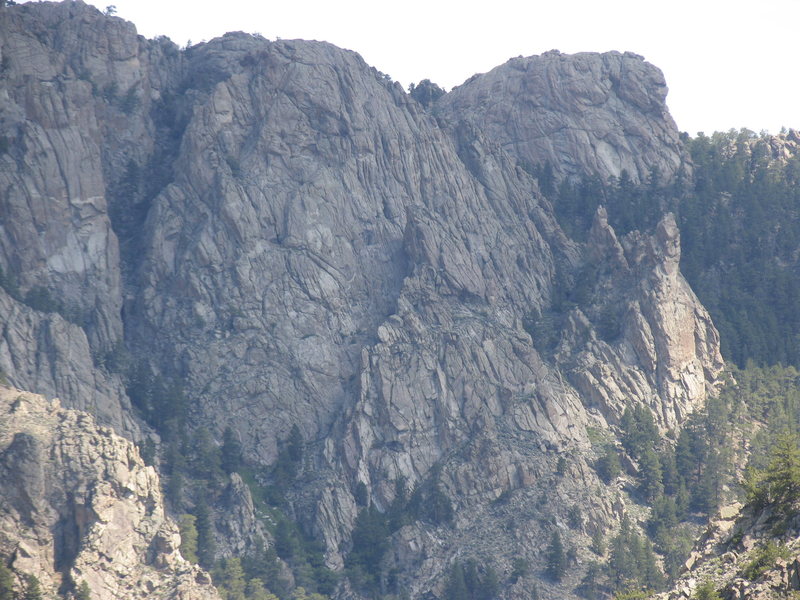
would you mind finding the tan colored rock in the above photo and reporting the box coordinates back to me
[555,210,724,428]
[0,385,221,600]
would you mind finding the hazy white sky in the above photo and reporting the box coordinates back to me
[75,0,798,135]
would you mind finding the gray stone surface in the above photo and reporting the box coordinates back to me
[436,50,689,183]
[0,3,724,597]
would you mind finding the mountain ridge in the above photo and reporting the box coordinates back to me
[0,2,731,599]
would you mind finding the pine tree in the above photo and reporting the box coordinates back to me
[0,561,14,600]
[510,557,529,583]
[426,483,454,525]
[354,481,368,507]
[179,514,199,563]
[23,574,42,600]
[621,405,658,460]
[476,564,499,600]
[221,427,242,474]
[139,437,157,466]
[597,445,622,483]
[639,449,664,502]
[76,581,92,600]
[241,544,288,598]
[287,425,303,463]
[545,530,567,581]
[245,579,278,600]
[579,561,603,599]
[166,470,184,507]
[675,480,690,519]
[660,448,679,496]
[765,433,800,510]
[746,432,800,515]
[273,519,298,560]
[590,529,606,556]
[444,562,468,600]
[193,427,223,481]
[347,504,389,589]
[195,499,217,569]
[639,538,664,590]
[464,560,480,598]
[648,495,677,550]
[215,557,246,600]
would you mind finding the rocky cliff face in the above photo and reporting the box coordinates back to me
[549,208,723,428]
[0,384,221,600]
[435,50,689,183]
[0,0,187,439]
[0,2,724,598]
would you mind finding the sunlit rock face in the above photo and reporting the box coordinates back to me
[0,386,222,600]
[0,3,722,597]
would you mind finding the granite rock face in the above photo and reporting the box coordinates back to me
[0,385,221,600]
[0,2,724,597]
[0,0,184,437]
[436,50,689,183]
[550,208,724,429]
[0,288,139,436]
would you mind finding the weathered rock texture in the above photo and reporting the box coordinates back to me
[657,502,800,600]
[550,208,723,428]
[0,288,137,435]
[0,2,724,598]
[436,50,689,183]
[0,385,221,600]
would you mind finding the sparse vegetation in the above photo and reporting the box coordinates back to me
[692,580,722,600]
[179,514,199,563]
[545,530,567,581]
[0,560,14,600]
[443,559,500,600]
[408,79,445,108]
[741,541,791,581]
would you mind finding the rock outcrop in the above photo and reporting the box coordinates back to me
[0,2,725,598]
[656,502,800,600]
[550,208,723,428]
[0,0,184,438]
[0,289,138,437]
[0,385,221,600]
[436,50,689,183]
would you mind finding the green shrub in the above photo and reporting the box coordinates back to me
[24,286,62,313]
[692,580,722,600]
[0,560,14,600]
[613,590,651,600]
[741,541,790,581]
[119,86,139,114]
[0,266,20,299]
[23,574,42,600]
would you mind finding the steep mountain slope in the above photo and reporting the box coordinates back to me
[0,2,725,598]
[0,384,221,600]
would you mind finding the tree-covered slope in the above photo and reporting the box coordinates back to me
[547,128,800,369]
